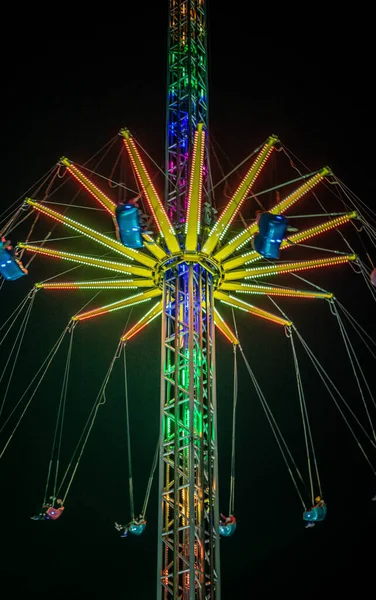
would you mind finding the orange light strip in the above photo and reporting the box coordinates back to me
[213,308,239,344]
[222,211,358,271]
[120,129,180,254]
[25,198,156,268]
[18,243,152,278]
[121,300,163,341]
[214,290,292,326]
[35,279,155,290]
[201,135,278,256]
[224,254,357,281]
[72,288,162,321]
[215,167,330,264]
[218,281,332,299]
[60,157,116,215]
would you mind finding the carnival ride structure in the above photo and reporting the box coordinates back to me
[1,2,376,599]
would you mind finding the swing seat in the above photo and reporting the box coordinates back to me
[129,521,146,535]
[0,249,28,281]
[219,521,237,537]
[115,204,144,249]
[45,506,64,520]
[303,504,327,523]
[253,212,288,259]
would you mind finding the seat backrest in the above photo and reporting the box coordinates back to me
[115,204,143,249]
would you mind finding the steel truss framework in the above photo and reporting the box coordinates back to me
[166,0,209,225]
[158,264,220,599]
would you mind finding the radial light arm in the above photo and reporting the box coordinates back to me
[18,244,153,277]
[201,135,278,256]
[213,308,239,344]
[218,282,332,299]
[270,167,331,214]
[59,157,116,215]
[72,288,162,322]
[214,290,292,326]
[141,233,168,260]
[222,211,358,271]
[120,129,180,254]
[214,167,331,264]
[54,161,168,260]
[121,300,163,342]
[185,123,205,252]
[24,198,156,268]
[281,211,358,249]
[35,279,156,290]
[224,255,357,281]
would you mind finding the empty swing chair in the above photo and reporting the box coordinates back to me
[252,212,289,260]
[0,238,28,281]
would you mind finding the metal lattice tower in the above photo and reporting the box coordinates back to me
[157,262,221,599]
[158,2,220,597]
[165,0,209,227]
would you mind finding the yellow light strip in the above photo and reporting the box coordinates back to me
[60,157,116,215]
[18,243,153,277]
[201,135,278,257]
[141,233,168,260]
[215,167,330,264]
[185,123,205,252]
[213,308,239,344]
[59,159,168,261]
[224,255,357,281]
[280,211,358,248]
[218,282,332,299]
[120,129,181,255]
[121,300,163,341]
[72,288,162,321]
[214,290,292,326]
[35,279,156,290]
[222,211,357,271]
[270,167,331,213]
[25,198,157,269]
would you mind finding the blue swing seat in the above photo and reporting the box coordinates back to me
[115,203,144,249]
[303,504,327,523]
[253,212,288,259]
[219,521,237,537]
[129,521,146,535]
[0,249,28,281]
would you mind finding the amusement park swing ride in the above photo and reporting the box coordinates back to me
[1,2,376,598]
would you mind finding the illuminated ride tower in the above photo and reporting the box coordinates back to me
[159,1,220,598]
[15,1,359,598]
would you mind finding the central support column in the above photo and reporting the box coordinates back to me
[157,262,221,599]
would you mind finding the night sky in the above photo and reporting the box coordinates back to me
[1,5,375,599]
